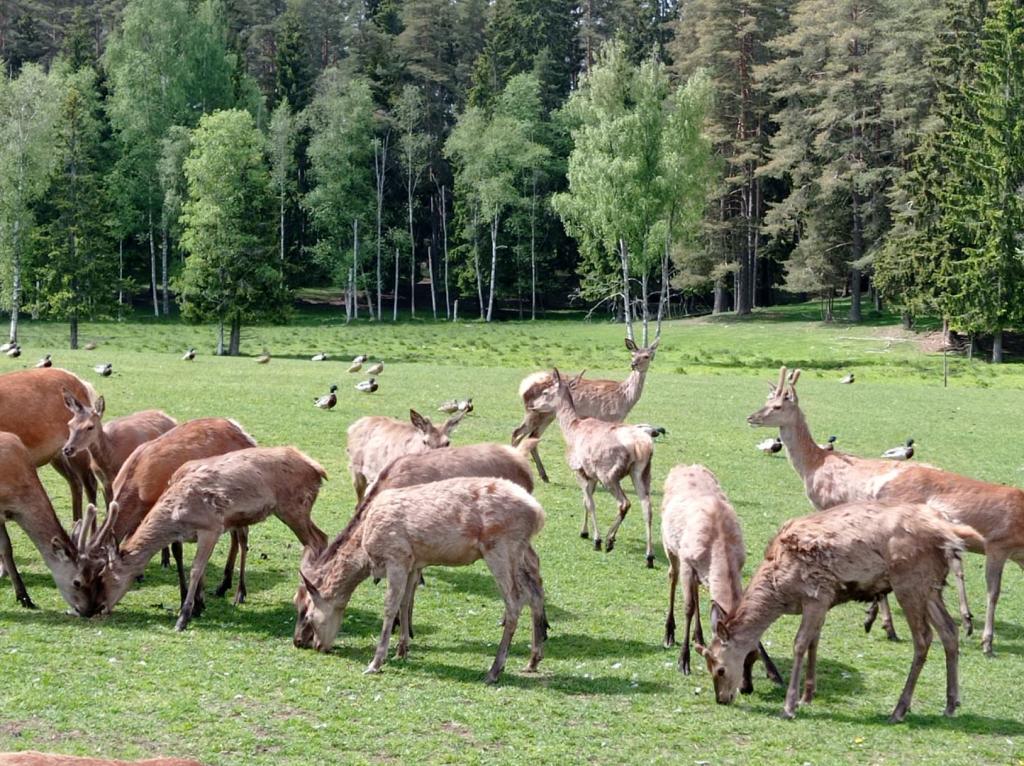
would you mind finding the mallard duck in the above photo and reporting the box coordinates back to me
[757,436,783,455]
[819,435,837,451]
[255,350,271,364]
[182,347,196,361]
[352,354,368,364]
[35,354,52,368]
[314,384,339,410]
[366,361,384,375]
[438,398,473,414]
[355,378,378,393]
[347,359,363,373]
[94,363,113,377]
[635,424,667,439]
[882,438,914,460]
[839,372,855,384]
[311,352,328,362]
[6,344,21,358]
[84,341,97,351]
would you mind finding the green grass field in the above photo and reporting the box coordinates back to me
[2,303,1024,765]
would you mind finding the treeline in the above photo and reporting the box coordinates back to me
[0,0,1022,358]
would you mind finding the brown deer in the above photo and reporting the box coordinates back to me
[0,431,96,614]
[346,409,466,501]
[0,754,204,766]
[531,368,656,566]
[296,477,547,683]
[61,391,177,506]
[661,464,782,690]
[77,446,328,630]
[293,438,540,648]
[748,367,975,645]
[0,367,100,522]
[511,337,658,483]
[696,501,980,722]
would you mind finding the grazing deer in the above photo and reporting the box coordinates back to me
[0,431,95,614]
[0,367,100,521]
[748,367,975,644]
[77,446,328,630]
[296,477,547,683]
[531,368,656,566]
[696,501,980,722]
[95,417,257,605]
[61,391,177,507]
[661,465,782,689]
[346,409,466,501]
[511,338,658,483]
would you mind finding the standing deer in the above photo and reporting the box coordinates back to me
[76,446,328,630]
[531,368,656,566]
[296,477,547,683]
[661,464,782,689]
[511,338,658,483]
[696,501,979,722]
[346,409,465,501]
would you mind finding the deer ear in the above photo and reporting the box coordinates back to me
[409,409,429,432]
[624,338,638,351]
[711,601,730,640]
[93,396,105,417]
[62,389,83,414]
[51,536,76,563]
[300,569,322,600]
[694,643,708,658]
[570,370,586,386]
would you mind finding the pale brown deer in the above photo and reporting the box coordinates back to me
[531,368,656,566]
[696,501,980,722]
[661,464,782,690]
[296,477,547,683]
[346,409,466,501]
[511,337,658,483]
[77,446,328,630]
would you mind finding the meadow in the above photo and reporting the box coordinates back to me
[2,302,1024,765]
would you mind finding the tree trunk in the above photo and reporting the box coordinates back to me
[392,246,399,321]
[69,313,78,350]
[486,214,499,322]
[901,311,912,330]
[474,210,484,319]
[149,210,159,317]
[8,219,20,343]
[428,196,437,319]
[229,314,241,356]
[992,328,1003,363]
[619,238,634,341]
[216,317,226,356]
[118,238,124,316]
[849,192,864,322]
[640,271,649,345]
[736,183,752,316]
[530,174,537,320]
[656,221,670,339]
[408,176,416,318]
[161,222,169,316]
[713,278,727,315]
[441,185,450,321]
[374,136,388,320]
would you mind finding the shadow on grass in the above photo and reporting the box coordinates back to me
[767,707,1024,734]
[425,569,575,621]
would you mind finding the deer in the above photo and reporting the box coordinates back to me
[530,367,656,567]
[511,337,658,483]
[90,417,258,606]
[346,409,466,501]
[61,391,177,508]
[661,464,783,691]
[747,366,976,645]
[696,501,981,722]
[0,753,203,766]
[75,446,328,630]
[0,367,101,522]
[0,431,97,614]
[296,477,547,683]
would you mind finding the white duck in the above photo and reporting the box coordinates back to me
[355,378,378,393]
[882,438,914,461]
[311,352,328,362]
[757,436,783,455]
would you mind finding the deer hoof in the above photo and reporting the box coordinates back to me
[963,615,974,636]
[580,531,589,539]
[884,625,899,642]
[605,539,614,553]
[364,663,383,675]
[593,538,602,551]
[646,555,655,569]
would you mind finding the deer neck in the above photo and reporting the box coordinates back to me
[778,410,826,489]
[87,428,115,487]
[11,493,74,575]
[116,512,182,581]
[726,567,787,654]
[617,367,646,412]
[707,550,744,616]
[318,525,372,606]
[554,396,581,436]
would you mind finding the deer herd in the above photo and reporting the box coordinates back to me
[0,342,1020,724]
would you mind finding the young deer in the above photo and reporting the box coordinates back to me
[77,446,328,630]
[296,477,547,683]
[696,501,980,722]
[661,465,782,689]
[346,409,466,501]
[511,338,658,483]
[61,391,177,507]
[0,431,95,614]
[531,368,656,566]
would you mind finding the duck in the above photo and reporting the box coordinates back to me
[839,372,855,384]
[352,354,368,364]
[366,361,384,375]
[882,438,915,461]
[0,342,15,353]
[255,350,271,364]
[634,424,667,439]
[182,347,196,361]
[5,344,21,358]
[347,359,363,373]
[438,398,473,414]
[311,352,328,362]
[355,378,378,393]
[757,436,783,455]
[818,435,837,451]
[314,384,339,410]
[84,341,97,351]
[94,363,113,377]
[35,354,52,368]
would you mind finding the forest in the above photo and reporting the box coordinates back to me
[0,0,1020,359]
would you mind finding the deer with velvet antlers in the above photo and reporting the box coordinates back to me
[511,338,658,483]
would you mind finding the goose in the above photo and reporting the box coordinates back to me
[182,347,196,361]
[366,361,384,375]
[314,384,339,410]
[94,363,113,377]
[839,372,855,384]
[347,359,363,373]
[818,435,837,451]
[355,378,378,393]
[35,354,52,368]
[438,398,473,414]
[311,352,328,362]
[84,341,97,350]
[757,436,783,455]
[5,344,21,358]
[635,423,667,439]
[255,350,271,364]
[882,438,915,461]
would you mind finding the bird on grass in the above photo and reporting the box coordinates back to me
[94,363,113,377]
[84,341,97,351]
[311,352,328,362]
[314,384,339,410]
[355,378,378,393]
[182,347,196,361]
[757,436,783,455]
[818,435,837,451]
[35,354,52,368]
[438,398,473,414]
[839,372,855,384]
[255,350,271,364]
[882,438,915,461]
[5,344,21,358]
[352,354,368,364]
[0,342,15,353]
[366,361,384,375]
[635,424,667,439]
[348,359,363,373]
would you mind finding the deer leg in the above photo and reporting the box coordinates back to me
[395,569,420,660]
[233,528,249,606]
[521,546,547,673]
[161,547,171,569]
[927,594,961,717]
[483,549,524,684]
[888,595,932,723]
[214,531,239,598]
[679,566,698,674]
[949,554,973,636]
[530,445,550,484]
[0,524,35,609]
[366,565,409,675]
[631,463,654,568]
[171,541,187,606]
[759,642,784,685]
[52,456,84,522]
[603,480,631,554]
[863,600,879,634]
[664,552,679,648]
[982,551,1008,656]
[879,596,899,641]
[574,471,592,539]
[175,531,219,631]
[578,475,600,549]
[799,637,819,704]
[782,603,827,719]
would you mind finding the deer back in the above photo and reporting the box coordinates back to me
[347,414,456,483]
[101,410,178,473]
[373,442,534,498]
[0,368,97,466]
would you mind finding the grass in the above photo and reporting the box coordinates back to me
[2,302,1024,765]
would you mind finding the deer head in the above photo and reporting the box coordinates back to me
[294,567,348,652]
[530,368,579,415]
[747,367,802,428]
[695,603,749,705]
[62,390,105,458]
[409,409,463,449]
[625,337,659,372]
[69,502,124,617]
